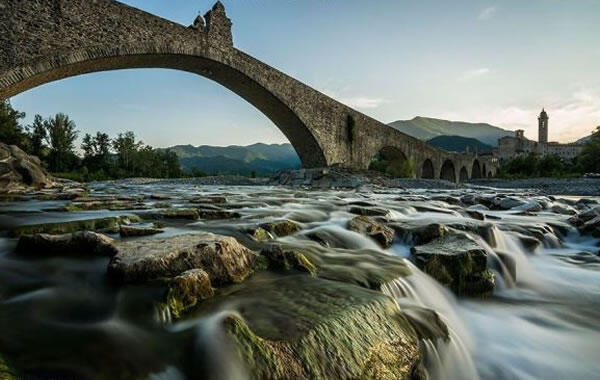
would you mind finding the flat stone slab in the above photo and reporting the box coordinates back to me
[16,231,117,257]
[108,233,256,285]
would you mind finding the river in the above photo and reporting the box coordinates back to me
[0,183,598,379]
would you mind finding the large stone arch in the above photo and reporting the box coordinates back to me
[471,160,482,179]
[459,167,469,183]
[440,160,456,183]
[0,0,502,174]
[421,159,435,179]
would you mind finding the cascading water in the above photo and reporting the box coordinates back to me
[1,183,599,379]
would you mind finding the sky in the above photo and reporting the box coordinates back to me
[10,0,600,147]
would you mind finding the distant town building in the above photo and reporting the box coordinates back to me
[495,109,584,162]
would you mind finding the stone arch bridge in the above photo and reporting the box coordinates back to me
[0,0,498,182]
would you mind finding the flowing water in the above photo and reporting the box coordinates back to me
[0,183,599,379]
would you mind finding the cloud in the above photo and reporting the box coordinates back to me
[478,6,497,20]
[459,68,491,81]
[339,97,389,109]
[437,89,600,143]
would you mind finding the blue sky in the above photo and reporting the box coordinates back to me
[11,0,600,147]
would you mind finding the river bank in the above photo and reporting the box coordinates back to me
[469,177,600,196]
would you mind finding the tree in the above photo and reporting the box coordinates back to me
[579,126,600,173]
[27,114,47,158]
[81,133,96,159]
[112,131,141,171]
[44,113,79,172]
[94,132,111,158]
[0,100,29,150]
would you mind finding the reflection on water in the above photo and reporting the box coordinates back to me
[0,183,599,379]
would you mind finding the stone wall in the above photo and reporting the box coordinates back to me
[0,0,499,181]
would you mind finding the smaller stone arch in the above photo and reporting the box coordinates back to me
[459,167,469,183]
[488,171,493,178]
[421,159,435,179]
[369,147,414,178]
[440,160,456,183]
[471,160,482,179]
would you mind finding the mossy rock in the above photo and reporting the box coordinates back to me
[347,216,395,248]
[261,246,317,276]
[7,216,135,237]
[411,233,495,297]
[0,355,19,380]
[165,269,215,319]
[260,220,301,237]
[157,208,200,220]
[389,222,450,245]
[261,240,410,291]
[119,225,164,237]
[195,274,425,380]
[108,233,257,285]
[247,227,272,241]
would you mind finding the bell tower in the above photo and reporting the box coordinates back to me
[538,108,549,144]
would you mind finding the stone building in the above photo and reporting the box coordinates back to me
[495,109,584,162]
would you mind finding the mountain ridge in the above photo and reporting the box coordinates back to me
[388,116,513,147]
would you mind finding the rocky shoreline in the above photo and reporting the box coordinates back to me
[469,178,600,196]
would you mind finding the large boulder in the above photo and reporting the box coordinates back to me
[16,231,117,257]
[108,233,256,285]
[411,233,495,297]
[197,274,427,379]
[0,143,53,192]
[347,216,395,248]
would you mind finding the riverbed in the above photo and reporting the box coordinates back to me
[0,183,599,379]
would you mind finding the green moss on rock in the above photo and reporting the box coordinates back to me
[166,269,215,319]
[411,233,495,297]
[260,220,301,237]
[198,274,425,380]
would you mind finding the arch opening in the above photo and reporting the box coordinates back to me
[440,159,456,183]
[482,163,487,178]
[369,146,414,178]
[459,167,469,183]
[488,171,493,178]
[421,159,435,179]
[471,160,482,179]
[0,47,328,169]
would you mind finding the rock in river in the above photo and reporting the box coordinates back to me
[347,215,395,248]
[108,233,256,285]
[166,268,215,319]
[0,143,53,192]
[259,220,301,237]
[16,231,118,257]
[411,233,495,297]
[198,273,426,379]
[8,216,138,237]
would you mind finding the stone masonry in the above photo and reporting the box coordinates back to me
[0,0,498,181]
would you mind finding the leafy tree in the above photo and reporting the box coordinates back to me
[81,133,96,159]
[0,100,29,150]
[579,126,600,173]
[44,113,79,172]
[112,131,141,171]
[27,115,47,158]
